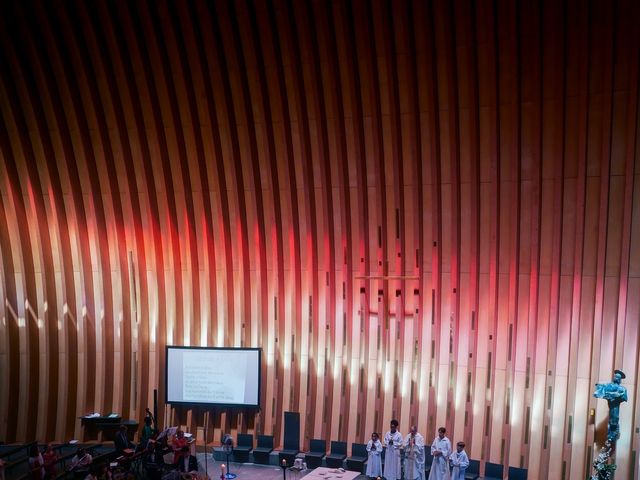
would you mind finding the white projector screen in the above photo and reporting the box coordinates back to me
[165,346,261,407]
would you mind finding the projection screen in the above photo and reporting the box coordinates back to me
[165,346,261,407]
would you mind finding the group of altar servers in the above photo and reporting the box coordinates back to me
[365,420,469,480]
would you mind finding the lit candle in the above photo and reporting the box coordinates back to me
[221,463,226,474]
[282,458,287,466]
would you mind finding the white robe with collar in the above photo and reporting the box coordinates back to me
[403,432,425,480]
[383,430,403,480]
[450,449,469,480]
[428,436,451,480]
[365,439,383,477]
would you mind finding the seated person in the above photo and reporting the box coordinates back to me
[171,430,190,472]
[42,443,59,479]
[83,463,110,480]
[146,441,165,465]
[115,425,135,456]
[68,448,93,472]
[28,444,45,480]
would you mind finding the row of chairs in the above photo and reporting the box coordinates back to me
[372,449,528,480]
[1,442,109,480]
[446,459,527,480]
[233,434,366,471]
[231,434,528,479]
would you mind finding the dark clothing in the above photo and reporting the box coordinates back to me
[115,432,133,454]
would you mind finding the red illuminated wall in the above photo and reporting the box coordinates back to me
[1,1,639,478]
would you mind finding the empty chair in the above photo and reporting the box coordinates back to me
[325,441,347,468]
[305,439,326,469]
[278,412,301,466]
[508,466,528,479]
[234,434,253,463]
[464,459,480,480]
[252,435,274,465]
[278,444,299,466]
[346,443,368,473]
[483,461,504,480]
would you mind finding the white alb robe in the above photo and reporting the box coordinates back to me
[403,432,425,480]
[365,439,383,477]
[383,430,403,480]
[428,436,451,480]
[450,449,469,480]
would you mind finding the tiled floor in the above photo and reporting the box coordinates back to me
[196,454,369,480]
[193,455,505,480]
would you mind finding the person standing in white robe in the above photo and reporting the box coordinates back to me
[404,425,425,480]
[428,427,451,480]
[450,441,469,480]
[383,419,403,480]
[366,432,383,478]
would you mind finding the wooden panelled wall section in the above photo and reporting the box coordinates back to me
[0,0,639,478]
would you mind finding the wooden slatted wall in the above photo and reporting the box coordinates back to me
[0,1,639,478]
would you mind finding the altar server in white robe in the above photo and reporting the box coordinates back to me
[404,425,425,480]
[383,419,403,480]
[449,441,469,480]
[428,427,451,480]
[366,432,383,478]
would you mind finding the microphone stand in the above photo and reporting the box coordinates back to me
[223,443,237,479]
[204,421,208,477]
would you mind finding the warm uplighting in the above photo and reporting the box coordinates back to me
[510,390,522,428]
[530,382,544,440]
[455,377,464,410]
[350,359,358,385]
[217,317,224,346]
[401,368,410,397]
[283,354,291,372]
[384,362,392,393]
[0,3,635,479]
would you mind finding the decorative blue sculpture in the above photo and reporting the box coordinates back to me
[593,369,628,442]
[591,370,627,480]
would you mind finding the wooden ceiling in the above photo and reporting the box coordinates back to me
[1,0,640,477]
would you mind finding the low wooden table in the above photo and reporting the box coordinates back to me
[301,466,360,480]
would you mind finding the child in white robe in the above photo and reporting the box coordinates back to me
[450,441,469,480]
[365,432,382,478]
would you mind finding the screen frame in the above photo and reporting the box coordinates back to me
[165,345,262,408]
